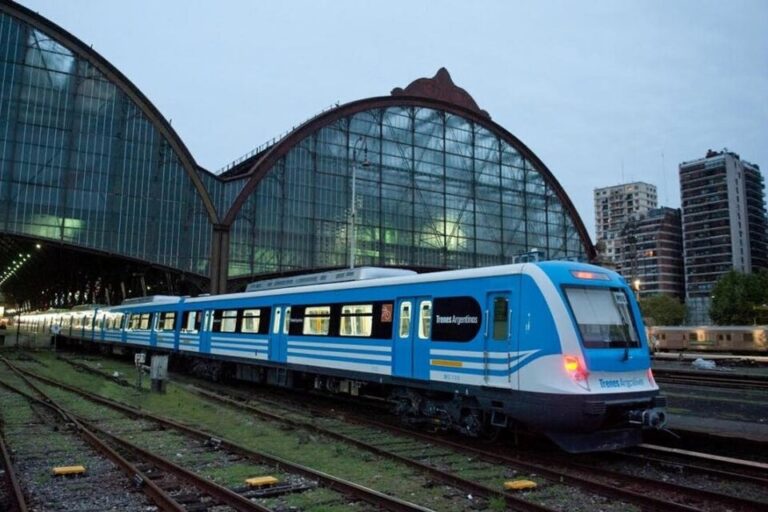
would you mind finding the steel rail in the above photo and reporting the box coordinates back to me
[637,443,768,472]
[181,384,712,512]
[196,381,768,512]
[6,362,435,512]
[0,429,28,512]
[615,450,768,487]
[58,356,739,512]
[0,359,273,512]
[182,385,554,512]
[0,376,186,512]
[338,405,768,512]
[653,369,768,390]
[51,358,695,512]
[57,354,768,511]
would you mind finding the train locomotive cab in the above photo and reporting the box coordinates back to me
[524,262,667,452]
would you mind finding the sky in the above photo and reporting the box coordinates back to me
[17,0,768,240]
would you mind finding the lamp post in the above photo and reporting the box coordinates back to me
[349,136,369,269]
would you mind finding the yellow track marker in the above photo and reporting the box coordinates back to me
[504,479,537,490]
[245,476,279,487]
[52,465,86,476]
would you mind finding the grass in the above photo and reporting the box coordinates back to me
[10,352,480,510]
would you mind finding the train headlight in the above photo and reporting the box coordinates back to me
[563,355,589,381]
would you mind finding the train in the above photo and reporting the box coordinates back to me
[648,325,768,354]
[14,261,667,453]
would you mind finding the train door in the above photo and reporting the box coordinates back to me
[485,293,513,385]
[199,310,213,353]
[393,297,431,380]
[270,305,289,363]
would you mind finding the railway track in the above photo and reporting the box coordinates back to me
[0,381,162,511]
[0,362,275,512]
[0,424,28,512]
[54,354,643,511]
[618,443,768,485]
[228,386,768,512]
[59,353,768,512]
[0,356,456,512]
[653,368,768,390]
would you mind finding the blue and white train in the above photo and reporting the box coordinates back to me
[20,261,667,452]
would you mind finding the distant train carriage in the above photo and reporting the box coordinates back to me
[649,325,768,354]
[18,262,668,453]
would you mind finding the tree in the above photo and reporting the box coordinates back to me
[638,295,686,326]
[710,270,768,325]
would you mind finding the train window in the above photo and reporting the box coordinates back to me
[219,310,238,333]
[303,306,330,335]
[283,307,291,334]
[418,301,432,339]
[564,287,640,348]
[158,312,176,331]
[105,314,119,330]
[181,311,201,333]
[493,298,509,340]
[340,304,373,337]
[241,309,261,333]
[399,302,411,338]
[745,332,754,342]
[138,313,152,330]
[273,308,282,334]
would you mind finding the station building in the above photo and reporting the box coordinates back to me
[0,1,595,309]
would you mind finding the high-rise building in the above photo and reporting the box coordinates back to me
[680,150,768,323]
[615,207,684,299]
[594,182,658,263]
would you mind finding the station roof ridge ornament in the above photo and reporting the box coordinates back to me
[391,67,491,120]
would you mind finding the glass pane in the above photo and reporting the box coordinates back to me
[493,297,508,340]
[241,309,261,333]
[418,301,432,339]
[399,302,411,338]
[564,288,640,348]
[340,304,373,337]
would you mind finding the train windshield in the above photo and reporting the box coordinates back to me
[564,287,640,348]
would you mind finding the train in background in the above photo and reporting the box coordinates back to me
[648,325,768,354]
[14,261,667,453]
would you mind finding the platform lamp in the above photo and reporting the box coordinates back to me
[349,136,370,269]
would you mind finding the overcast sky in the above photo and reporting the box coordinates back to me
[18,0,768,240]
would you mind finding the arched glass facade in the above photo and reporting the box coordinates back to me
[227,106,587,277]
[1,4,594,296]
[0,7,212,275]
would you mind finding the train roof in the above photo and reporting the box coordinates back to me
[120,295,183,306]
[244,267,416,292]
[180,260,612,305]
